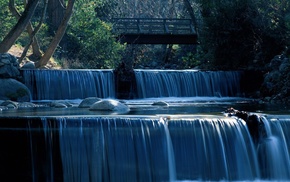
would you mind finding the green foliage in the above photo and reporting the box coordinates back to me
[170,44,202,69]
[0,0,51,50]
[0,0,17,41]
[181,51,201,69]
[66,0,124,69]
[199,0,290,70]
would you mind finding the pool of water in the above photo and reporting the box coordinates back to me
[1,97,289,117]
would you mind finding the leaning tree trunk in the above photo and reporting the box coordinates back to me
[47,0,65,31]
[35,0,75,68]
[0,0,40,53]
[9,0,43,59]
[18,0,48,63]
[183,0,198,34]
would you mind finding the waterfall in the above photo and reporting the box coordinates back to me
[258,116,290,180]
[22,69,115,100]
[168,117,259,181]
[22,69,243,100]
[134,70,242,98]
[57,117,176,182]
[55,116,259,181]
[2,115,290,181]
[1,68,287,181]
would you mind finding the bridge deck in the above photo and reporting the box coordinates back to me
[112,18,198,44]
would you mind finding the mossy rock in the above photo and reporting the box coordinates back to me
[0,78,31,102]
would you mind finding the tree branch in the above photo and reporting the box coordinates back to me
[35,0,75,67]
[0,0,40,53]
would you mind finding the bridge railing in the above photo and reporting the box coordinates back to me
[112,18,196,35]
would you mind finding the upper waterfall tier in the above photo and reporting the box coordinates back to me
[135,70,242,98]
[22,69,116,100]
[22,69,243,100]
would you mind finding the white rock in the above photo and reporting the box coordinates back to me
[89,99,130,112]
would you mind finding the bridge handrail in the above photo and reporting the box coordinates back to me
[112,18,196,35]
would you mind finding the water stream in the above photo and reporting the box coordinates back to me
[0,69,289,181]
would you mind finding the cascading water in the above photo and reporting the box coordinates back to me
[168,117,260,181]
[22,69,115,100]
[134,70,242,98]
[1,69,290,182]
[22,69,243,100]
[257,116,290,180]
[6,115,289,181]
[57,117,176,182]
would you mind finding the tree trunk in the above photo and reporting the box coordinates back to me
[47,0,65,31]
[183,0,198,34]
[0,0,40,53]
[18,0,48,63]
[9,0,43,58]
[35,0,75,68]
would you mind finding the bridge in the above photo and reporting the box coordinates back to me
[112,18,198,44]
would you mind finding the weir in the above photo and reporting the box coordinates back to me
[22,69,243,100]
[23,69,115,100]
[1,115,290,181]
[134,70,242,98]
[1,69,289,181]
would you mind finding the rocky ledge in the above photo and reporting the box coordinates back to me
[0,53,31,102]
[0,98,130,113]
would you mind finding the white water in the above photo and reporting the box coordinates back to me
[258,116,290,180]
[18,69,290,181]
[23,69,115,100]
[160,117,176,181]
[23,69,243,100]
[134,70,242,98]
[52,116,274,181]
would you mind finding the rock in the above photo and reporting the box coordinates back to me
[78,97,102,108]
[0,53,20,79]
[0,100,18,109]
[0,106,8,111]
[224,107,248,121]
[89,99,130,112]
[279,58,290,74]
[246,114,265,145]
[224,108,265,145]
[21,61,36,69]
[258,99,264,104]
[264,97,271,102]
[0,79,31,102]
[152,101,169,106]
[18,102,37,108]
[50,101,73,108]
[268,55,283,71]
[53,102,68,108]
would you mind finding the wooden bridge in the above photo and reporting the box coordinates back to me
[112,18,198,44]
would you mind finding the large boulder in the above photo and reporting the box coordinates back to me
[0,53,20,79]
[0,78,31,102]
[21,61,36,69]
[50,100,74,108]
[78,97,102,108]
[89,99,130,113]
[152,101,169,106]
